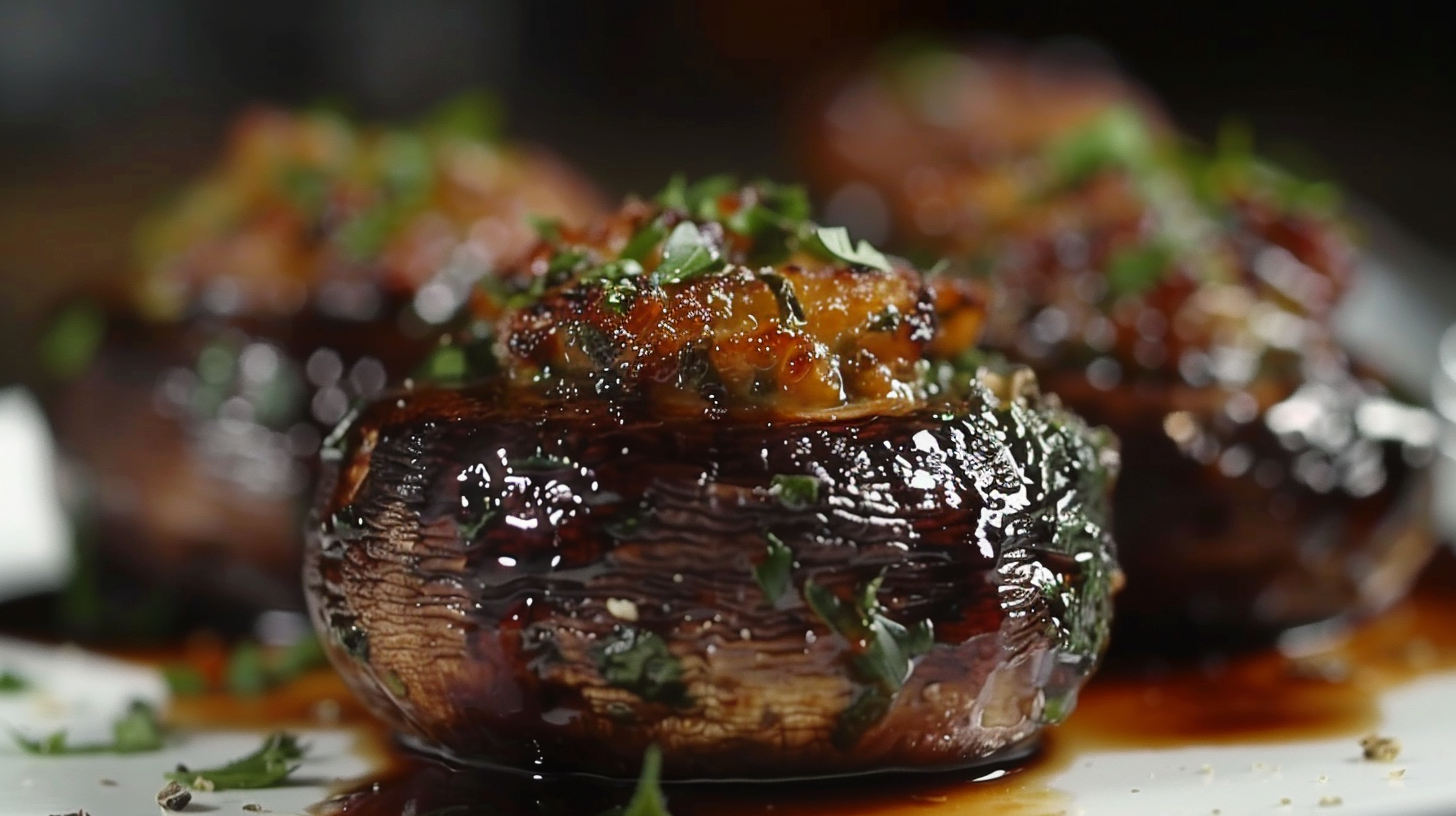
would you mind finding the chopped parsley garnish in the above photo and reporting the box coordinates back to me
[39,301,105,380]
[418,89,502,144]
[753,533,795,607]
[414,327,497,386]
[1047,105,1154,185]
[498,177,903,313]
[582,259,645,284]
[869,305,902,332]
[803,573,934,747]
[13,701,164,755]
[598,744,672,816]
[757,272,807,327]
[270,634,329,682]
[277,164,330,215]
[529,215,562,244]
[1105,243,1174,296]
[162,636,328,697]
[165,732,306,791]
[0,670,27,693]
[652,222,723,285]
[619,221,667,263]
[162,665,208,697]
[811,226,892,272]
[657,174,736,220]
[226,641,269,696]
[768,474,821,508]
[593,628,690,708]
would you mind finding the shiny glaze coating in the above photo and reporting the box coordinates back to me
[304,184,1119,777]
[801,48,1433,643]
[44,103,603,610]
[306,377,1118,778]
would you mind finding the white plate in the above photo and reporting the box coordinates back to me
[0,637,370,816]
[2,637,1455,816]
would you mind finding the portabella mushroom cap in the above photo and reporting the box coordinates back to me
[303,182,1121,779]
[800,51,1431,646]
[43,102,604,612]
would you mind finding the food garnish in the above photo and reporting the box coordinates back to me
[164,732,307,791]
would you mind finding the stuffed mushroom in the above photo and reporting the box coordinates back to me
[800,47,1435,646]
[305,180,1121,779]
[43,100,603,613]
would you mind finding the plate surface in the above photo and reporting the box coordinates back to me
[2,635,1455,816]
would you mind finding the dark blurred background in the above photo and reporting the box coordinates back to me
[2,0,1454,385]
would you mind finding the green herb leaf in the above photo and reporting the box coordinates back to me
[619,221,667,263]
[162,665,208,697]
[204,636,330,698]
[12,730,70,755]
[757,272,807,328]
[594,628,690,707]
[418,344,467,383]
[583,259,645,284]
[802,574,934,746]
[812,227,892,272]
[656,175,736,220]
[548,249,590,278]
[277,165,330,215]
[769,474,820,508]
[622,744,672,816]
[868,306,902,332]
[652,222,722,285]
[529,215,562,244]
[1048,105,1153,185]
[225,641,269,697]
[270,634,328,683]
[335,201,400,262]
[165,732,307,791]
[0,670,27,693]
[597,745,672,816]
[833,685,893,750]
[759,182,810,224]
[753,533,795,607]
[1105,243,1173,297]
[112,701,165,752]
[39,301,105,380]
[378,133,433,204]
[419,89,502,143]
[414,329,496,386]
[656,175,689,211]
[13,701,164,755]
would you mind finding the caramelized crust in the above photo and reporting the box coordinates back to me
[135,104,603,319]
[445,184,983,419]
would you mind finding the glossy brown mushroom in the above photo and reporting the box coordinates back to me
[42,104,603,613]
[304,183,1121,778]
[797,48,1434,647]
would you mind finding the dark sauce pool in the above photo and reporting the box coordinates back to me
[145,552,1456,816]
